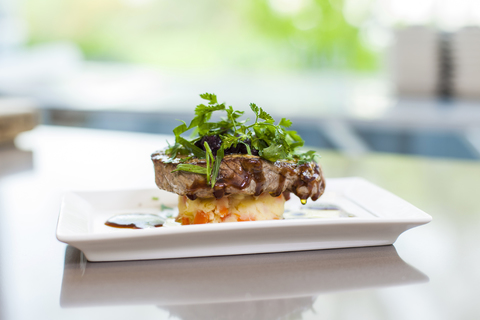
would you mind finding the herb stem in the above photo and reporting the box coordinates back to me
[204,141,215,185]
[229,112,238,132]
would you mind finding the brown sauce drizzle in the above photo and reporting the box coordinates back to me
[311,164,324,201]
[184,156,324,203]
[293,180,307,200]
[213,183,226,199]
[213,158,265,199]
[291,163,323,203]
[242,158,265,196]
[271,168,289,197]
[105,213,164,229]
[186,179,208,200]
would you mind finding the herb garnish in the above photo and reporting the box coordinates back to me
[167,93,319,186]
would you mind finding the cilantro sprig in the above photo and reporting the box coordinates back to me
[167,93,319,186]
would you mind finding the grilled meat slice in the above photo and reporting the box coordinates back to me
[151,151,325,201]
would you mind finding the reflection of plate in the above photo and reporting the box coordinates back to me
[56,178,432,262]
[0,144,33,177]
[60,245,428,308]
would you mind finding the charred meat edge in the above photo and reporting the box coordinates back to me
[151,151,325,201]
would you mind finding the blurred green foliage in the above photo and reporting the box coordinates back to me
[24,0,377,71]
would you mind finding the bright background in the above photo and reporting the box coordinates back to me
[2,0,480,159]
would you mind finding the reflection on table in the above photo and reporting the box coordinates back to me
[61,245,427,319]
[0,142,33,177]
[1,126,479,320]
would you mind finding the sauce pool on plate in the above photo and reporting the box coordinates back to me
[105,203,351,229]
[105,213,165,229]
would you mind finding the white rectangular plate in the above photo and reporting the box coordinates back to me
[56,177,432,261]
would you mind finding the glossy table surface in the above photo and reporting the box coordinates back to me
[0,126,479,320]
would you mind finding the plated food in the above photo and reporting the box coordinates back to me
[151,93,325,225]
[57,179,432,261]
[56,94,432,260]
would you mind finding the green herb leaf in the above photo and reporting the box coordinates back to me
[296,150,319,164]
[220,134,238,150]
[239,141,252,155]
[177,137,206,158]
[204,141,215,185]
[166,141,191,159]
[194,103,225,117]
[279,118,292,128]
[160,204,173,211]
[173,121,188,136]
[179,155,194,163]
[171,164,207,175]
[211,147,224,187]
[261,144,288,162]
[200,93,218,105]
[164,93,319,187]
[250,103,274,123]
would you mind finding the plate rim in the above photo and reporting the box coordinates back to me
[56,177,432,243]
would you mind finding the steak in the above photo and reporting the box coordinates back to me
[151,151,325,201]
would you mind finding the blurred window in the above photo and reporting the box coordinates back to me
[22,0,379,71]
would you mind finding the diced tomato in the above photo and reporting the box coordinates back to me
[237,215,255,222]
[217,197,229,216]
[182,217,190,225]
[193,210,209,224]
[221,214,232,222]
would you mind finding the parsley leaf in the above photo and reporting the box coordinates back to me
[165,93,320,186]
[200,93,218,105]
[261,144,288,162]
[296,150,320,164]
[250,103,274,123]
[279,118,292,128]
